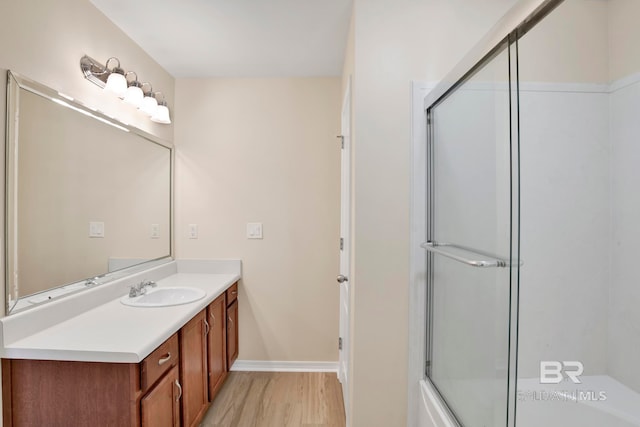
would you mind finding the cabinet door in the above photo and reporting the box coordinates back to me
[4,359,140,427]
[179,310,209,427]
[207,293,227,401]
[227,299,239,368]
[141,365,180,427]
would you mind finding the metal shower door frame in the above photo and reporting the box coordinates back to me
[421,1,566,426]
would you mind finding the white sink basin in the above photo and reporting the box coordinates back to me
[120,287,206,307]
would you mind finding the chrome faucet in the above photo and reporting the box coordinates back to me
[85,277,100,287]
[129,280,157,297]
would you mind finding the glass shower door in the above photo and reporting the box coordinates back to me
[425,40,519,427]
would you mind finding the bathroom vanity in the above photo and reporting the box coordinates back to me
[0,260,241,427]
[0,71,242,426]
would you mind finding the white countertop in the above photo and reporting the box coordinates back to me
[2,272,239,363]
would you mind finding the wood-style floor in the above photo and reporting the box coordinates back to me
[200,372,346,427]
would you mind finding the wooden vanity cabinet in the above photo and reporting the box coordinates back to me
[2,334,181,427]
[179,310,209,427]
[141,365,181,427]
[226,282,238,305]
[2,282,240,427]
[142,333,179,391]
[141,333,180,427]
[2,359,142,427]
[207,293,227,400]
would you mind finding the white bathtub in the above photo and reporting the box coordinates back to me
[418,375,640,426]
[517,375,640,427]
[418,379,459,427]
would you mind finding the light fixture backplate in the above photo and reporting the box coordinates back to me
[80,55,109,88]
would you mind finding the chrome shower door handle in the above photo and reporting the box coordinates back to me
[420,241,522,268]
[337,275,348,283]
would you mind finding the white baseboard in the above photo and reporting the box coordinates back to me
[230,360,339,373]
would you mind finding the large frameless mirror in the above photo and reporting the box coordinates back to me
[5,71,173,314]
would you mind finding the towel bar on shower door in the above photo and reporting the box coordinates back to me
[420,241,522,268]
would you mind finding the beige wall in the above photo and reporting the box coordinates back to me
[608,0,640,82]
[479,0,638,85]
[488,0,634,85]
[519,0,608,83]
[174,78,341,362]
[348,0,516,425]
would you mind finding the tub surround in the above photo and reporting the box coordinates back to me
[0,259,241,363]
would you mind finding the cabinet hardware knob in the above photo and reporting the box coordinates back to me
[204,319,210,335]
[231,290,238,295]
[175,380,182,401]
[211,312,216,324]
[228,316,233,325]
[158,352,171,365]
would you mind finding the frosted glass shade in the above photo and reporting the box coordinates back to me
[140,95,158,116]
[151,104,171,124]
[104,72,127,98]
[123,85,144,107]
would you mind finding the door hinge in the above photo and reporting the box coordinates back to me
[337,135,344,149]
[340,237,344,251]
[339,337,343,351]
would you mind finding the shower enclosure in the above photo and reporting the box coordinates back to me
[422,0,640,425]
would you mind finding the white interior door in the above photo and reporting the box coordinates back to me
[338,78,351,424]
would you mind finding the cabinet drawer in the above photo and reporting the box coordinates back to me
[141,333,179,392]
[226,282,238,305]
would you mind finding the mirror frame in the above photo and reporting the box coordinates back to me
[4,70,174,314]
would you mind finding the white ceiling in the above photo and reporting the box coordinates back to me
[90,0,353,78]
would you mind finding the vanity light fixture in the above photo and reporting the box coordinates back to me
[80,55,171,125]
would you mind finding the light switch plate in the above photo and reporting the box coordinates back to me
[89,221,105,238]
[150,224,160,239]
[246,222,263,239]
[188,224,198,239]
